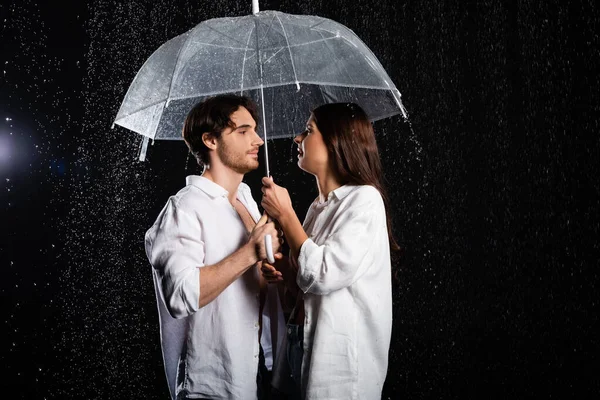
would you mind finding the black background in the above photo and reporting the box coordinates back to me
[1,0,599,399]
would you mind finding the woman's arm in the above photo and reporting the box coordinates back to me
[260,177,309,261]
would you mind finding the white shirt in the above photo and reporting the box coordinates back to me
[297,185,393,400]
[145,175,285,400]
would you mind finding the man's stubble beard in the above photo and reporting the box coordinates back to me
[217,141,259,175]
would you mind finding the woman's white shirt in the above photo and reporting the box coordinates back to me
[297,184,393,400]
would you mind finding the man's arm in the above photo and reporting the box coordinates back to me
[147,201,280,318]
[198,213,280,308]
[198,242,257,308]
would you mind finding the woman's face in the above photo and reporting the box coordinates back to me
[294,114,329,175]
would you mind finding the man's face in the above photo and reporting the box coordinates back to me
[216,106,263,174]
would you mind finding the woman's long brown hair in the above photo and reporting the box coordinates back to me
[312,102,401,254]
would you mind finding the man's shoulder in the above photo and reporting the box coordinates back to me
[169,184,209,212]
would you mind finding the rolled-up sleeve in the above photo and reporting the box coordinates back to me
[296,207,378,295]
[145,199,203,319]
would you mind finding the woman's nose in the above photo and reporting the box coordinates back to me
[294,131,306,144]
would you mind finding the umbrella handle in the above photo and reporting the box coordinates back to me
[262,174,274,264]
[264,234,275,264]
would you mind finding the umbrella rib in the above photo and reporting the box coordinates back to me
[308,19,327,30]
[188,40,249,50]
[259,12,278,42]
[161,82,397,103]
[114,98,167,121]
[318,31,356,86]
[274,13,300,86]
[260,36,340,52]
[118,81,401,120]
[240,24,256,93]
[117,83,402,121]
[262,47,285,65]
[317,84,327,105]
[165,31,194,109]
[204,23,249,48]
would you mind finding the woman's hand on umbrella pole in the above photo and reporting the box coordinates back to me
[261,177,307,259]
[261,176,293,221]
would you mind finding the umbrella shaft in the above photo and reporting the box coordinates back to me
[261,86,270,177]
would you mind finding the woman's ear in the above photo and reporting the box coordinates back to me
[202,132,217,150]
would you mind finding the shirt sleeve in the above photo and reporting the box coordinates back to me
[145,198,203,319]
[296,203,382,295]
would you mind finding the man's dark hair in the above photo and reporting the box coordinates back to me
[183,94,259,166]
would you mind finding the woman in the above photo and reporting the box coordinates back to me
[261,102,399,400]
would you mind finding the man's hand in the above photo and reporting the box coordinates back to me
[249,212,282,262]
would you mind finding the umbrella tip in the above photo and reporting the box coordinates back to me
[252,0,259,14]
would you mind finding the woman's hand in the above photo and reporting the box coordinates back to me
[260,253,285,284]
[261,176,293,221]
[261,177,308,260]
[260,253,300,298]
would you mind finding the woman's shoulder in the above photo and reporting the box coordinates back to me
[349,184,382,199]
[344,185,384,208]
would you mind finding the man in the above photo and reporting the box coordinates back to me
[145,94,285,400]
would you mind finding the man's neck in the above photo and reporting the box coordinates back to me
[201,167,244,204]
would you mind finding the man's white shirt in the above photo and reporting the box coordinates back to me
[145,175,284,400]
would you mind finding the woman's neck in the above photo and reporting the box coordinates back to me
[314,170,344,203]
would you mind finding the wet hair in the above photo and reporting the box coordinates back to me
[183,94,259,166]
[311,102,401,254]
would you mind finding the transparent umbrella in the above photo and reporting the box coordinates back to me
[115,5,409,396]
[113,2,408,175]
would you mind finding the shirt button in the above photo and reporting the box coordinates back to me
[255,322,260,328]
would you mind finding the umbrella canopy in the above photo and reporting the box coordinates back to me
[114,9,408,167]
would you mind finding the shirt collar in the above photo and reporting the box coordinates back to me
[328,184,357,202]
[186,175,229,198]
[186,175,253,200]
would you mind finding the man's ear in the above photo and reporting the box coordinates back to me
[202,132,217,150]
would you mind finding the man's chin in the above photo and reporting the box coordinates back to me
[233,161,260,175]
[248,159,261,171]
